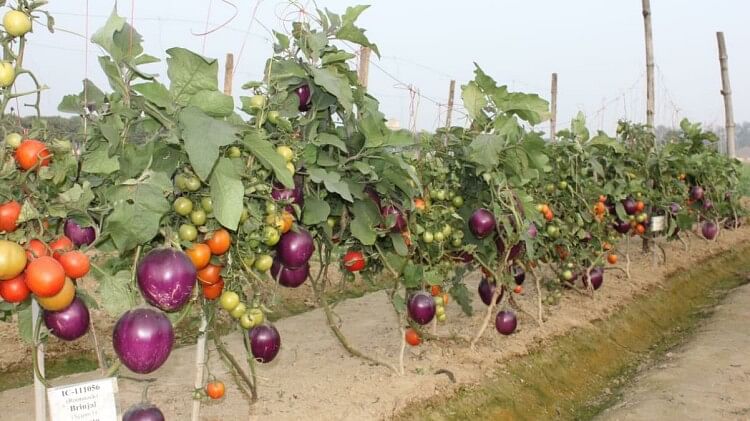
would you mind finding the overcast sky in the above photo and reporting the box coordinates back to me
[16,1,749,135]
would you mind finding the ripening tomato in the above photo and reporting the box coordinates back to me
[635,224,646,235]
[206,381,225,400]
[0,201,21,232]
[405,328,421,346]
[197,264,222,286]
[202,279,224,300]
[414,198,426,211]
[635,201,645,213]
[49,236,74,260]
[186,243,211,270]
[206,229,231,255]
[58,251,90,279]
[280,211,294,234]
[15,139,51,171]
[0,274,30,303]
[607,254,618,265]
[36,278,75,311]
[24,256,66,297]
[513,285,523,294]
[342,250,366,272]
[430,285,442,296]
[26,239,49,260]
[0,240,26,280]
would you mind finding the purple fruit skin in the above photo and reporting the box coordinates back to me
[469,209,496,239]
[381,205,407,232]
[113,308,174,374]
[512,266,525,285]
[584,267,604,290]
[43,297,90,341]
[363,185,382,209]
[122,404,165,421]
[702,221,718,240]
[478,278,504,306]
[495,310,517,335]
[669,202,681,215]
[622,198,637,215]
[702,199,713,211]
[64,219,96,247]
[496,236,524,261]
[277,229,314,269]
[296,85,311,111]
[408,292,436,325]
[271,182,304,212]
[453,251,474,263]
[270,259,309,288]
[690,185,705,201]
[613,220,631,234]
[527,223,538,239]
[250,324,281,363]
[137,249,196,312]
[581,231,593,243]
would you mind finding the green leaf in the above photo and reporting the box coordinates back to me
[308,168,353,202]
[106,174,171,252]
[91,8,143,62]
[96,270,134,317]
[468,134,504,169]
[462,81,487,122]
[132,81,173,109]
[322,50,356,65]
[335,5,380,57]
[167,47,218,105]
[350,200,380,245]
[303,197,330,225]
[312,133,348,153]
[190,90,234,117]
[179,106,239,181]
[210,158,244,230]
[390,232,408,256]
[423,269,442,286]
[241,130,294,189]
[311,67,353,113]
[402,262,423,289]
[17,305,32,344]
[82,146,120,175]
[449,282,473,316]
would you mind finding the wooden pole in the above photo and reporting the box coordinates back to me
[32,300,46,421]
[224,53,234,95]
[190,310,208,421]
[716,32,736,158]
[445,80,456,128]
[357,47,371,90]
[550,73,558,142]
[642,0,655,128]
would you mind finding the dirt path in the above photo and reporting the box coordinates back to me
[0,228,749,420]
[597,283,750,421]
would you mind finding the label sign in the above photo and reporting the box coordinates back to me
[47,377,118,421]
[650,215,665,232]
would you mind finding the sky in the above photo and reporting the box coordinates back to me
[14,0,750,136]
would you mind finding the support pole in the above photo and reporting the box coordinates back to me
[224,53,234,96]
[716,32,736,158]
[550,73,558,141]
[357,47,371,91]
[642,0,655,128]
[445,80,456,128]
[32,300,46,421]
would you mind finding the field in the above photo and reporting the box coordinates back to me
[0,2,746,420]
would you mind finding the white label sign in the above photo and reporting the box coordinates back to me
[650,215,666,232]
[47,377,118,421]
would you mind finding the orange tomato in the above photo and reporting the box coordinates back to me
[202,279,224,300]
[405,328,421,346]
[25,256,66,297]
[430,285,442,296]
[635,201,645,213]
[0,201,21,232]
[607,254,618,265]
[598,195,607,203]
[414,198,426,211]
[513,285,523,294]
[58,251,90,279]
[26,239,49,260]
[539,204,550,214]
[442,293,450,305]
[593,202,606,215]
[635,224,646,235]
[49,236,74,260]
[0,274,30,303]
[544,210,554,222]
[206,229,231,255]
[206,381,225,400]
[602,242,612,251]
[280,211,294,234]
[36,278,75,311]
[401,230,412,247]
[15,139,51,171]
[186,243,211,270]
[197,264,222,286]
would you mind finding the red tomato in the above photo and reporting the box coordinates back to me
[202,279,224,300]
[206,381,225,399]
[15,139,51,171]
[26,239,49,260]
[206,229,231,255]
[197,264,222,286]
[342,250,366,272]
[0,274,30,303]
[58,251,90,279]
[0,201,21,232]
[49,236,74,260]
[24,256,66,297]
[405,328,421,346]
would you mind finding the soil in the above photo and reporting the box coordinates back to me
[597,283,750,421]
[0,227,748,420]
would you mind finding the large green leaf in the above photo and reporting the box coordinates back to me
[468,134,504,169]
[91,8,143,62]
[167,47,218,105]
[336,5,380,57]
[462,81,487,123]
[311,67,353,113]
[303,196,331,225]
[82,146,120,175]
[96,270,134,317]
[190,90,234,117]
[312,133,348,153]
[132,81,173,109]
[210,158,244,230]
[308,168,353,202]
[179,106,239,181]
[241,130,294,188]
[350,200,380,245]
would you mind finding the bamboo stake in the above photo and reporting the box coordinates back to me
[445,79,456,128]
[642,0,655,128]
[550,73,558,142]
[716,32,736,158]
[224,53,234,95]
[191,307,208,421]
[357,47,371,90]
[32,300,46,421]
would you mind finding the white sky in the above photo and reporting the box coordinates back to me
[15,1,750,135]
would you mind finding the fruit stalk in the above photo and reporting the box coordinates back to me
[213,331,257,401]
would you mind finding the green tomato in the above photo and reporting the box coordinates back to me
[239,313,254,329]
[190,209,207,226]
[185,176,201,192]
[219,291,240,311]
[451,238,462,248]
[175,174,189,190]
[227,146,242,158]
[429,190,439,200]
[433,296,444,306]
[268,110,281,124]
[441,224,453,237]
[546,225,560,238]
[240,208,250,223]
[248,95,266,109]
[451,196,464,207]
[437,313,447,322]
[434,231,445,242]
[566,262,574,269]
[636,213,648,223]
[248,308,265,325]
[230,302,247,319]
[276,146,294,162]
[435,305,446,317]
[558,180,568,189]
[263,226,280,246]
[265,202,278,214]
[561,270,574,281]
[4,132,21,148]
[173,197,193,216]
[254,254,273,272]
[326,217,336,229]
[241,253,256,269]
[546,183,556,193]
[201,197,214,213]
[179,224,198,241]
[435,190,447,201]
[422,231,434,244]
